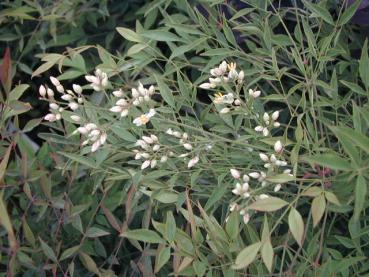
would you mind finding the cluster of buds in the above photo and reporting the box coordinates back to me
[131,82,155,106]
[133,134,170,169]
[109,97,130,117]
[199,61,244,90]
[166,128,199,168]
[40,77,83,122]
[254,111,281,137]
[85,69,108,91]
[76,123,107,152]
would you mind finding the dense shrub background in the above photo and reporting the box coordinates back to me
[1,0,369,276]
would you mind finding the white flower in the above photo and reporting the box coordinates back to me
[73,84,83,94]
[249,89,261,98]
[230,169,241,179]
[229,203,239,212]
[50,76,60,87]
[68,102,79,110]
[133,109,156,126]
[70,115,81,122]
[141,160,151,169]
[44,113,56,122]
[232,182,249,198]
[272,111,280,121]
[234,99,241,105]
[113,89,124,97]
[259,153,269,162]
[187,156,199,168]
[183,143,193,150]
[39,85,46,97]
[219,107,230,114]
[160,156,168,163]
[166,128,174,135]
[274,140,283,153]
[274,184,282,192]
[249,172,260,179]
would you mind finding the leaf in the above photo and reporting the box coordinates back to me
[304,1,334,25]
[165,211,176,242]
[232,242,262,269]
[333,126,369,155]
[79,252,100,275]
[8,84,29,101]
[120,229,165,244]
[116,27,142,42]
[0,47,12,93]
[155,246,171,273]
[39,237,57,263]
[58,152,97,168]
[325,191,341,206]
[226,211,239,240]
[311,194,326,227]
[339,0,362,26]
[288,207,304,247]
[60,246,80,261]
[0,144,12,183]
[261,240,273,273]
[85,227,110,238]
[354,175,367,221]
[141,30,180,41]
[0,193,16,250]
[127,44,147,56]
[154,74,175,108]
[266,173,294,183]
[32,60,58,78]
[304,153,352,171]
[359,39,369,89]
[248,197,288,212]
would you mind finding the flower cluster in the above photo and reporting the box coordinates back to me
[134,134,164,169]
[131,82,155,106]
[166,128,200,168]
[76,123,107,152]
[229,140,292,224]
[85,69,108,91]
[199,61,244,89]
[40,77,83,122]
[254,111,281,137]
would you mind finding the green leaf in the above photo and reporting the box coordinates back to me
[304,153,352,171]
[304,1,334,25]
[359,39,369,89]
[225,211,239,240]
[354,175,367,221]
[311,194,326,227]
[261,239,273,273]
[266,173,294,183]
[333,126,369,155]
[155,246,171,273]
[288,207,304,247]
[116,27,142,42]
[325,192,341,206]
[248,197,288,212]
[154,74,176,108]
[232,242,262,269]
[120,229,165,244]
[79,252,100,275]
[8,84,29,101]
[39,237,57,263]
[0,144,12,182]
[58,152,97,168]
[85,227,110,238]
[141,30,180,41]
[338,0,362,26]
[60,246,80,261]
[165,211,176,242]
[127,44,147,56]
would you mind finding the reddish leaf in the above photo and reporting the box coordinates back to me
[0,47,12,93]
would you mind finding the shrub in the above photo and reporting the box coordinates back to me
[1,0,369,276]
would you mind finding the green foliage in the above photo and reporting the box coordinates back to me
[1,0,369,276]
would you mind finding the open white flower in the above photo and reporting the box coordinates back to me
[133,109,156,126]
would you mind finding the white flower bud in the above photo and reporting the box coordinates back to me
[263,112,269,122]
[274,184,282,192]
[50,76,60,87]
[248,172,260,179]
[116,99,127,106]
[73,84,82,94]
[272,111,280,121]
[183,143,193,150]
[113,90,124,97]
[109,106,123,113]
[49,103,59,110]
[77,127,88,134]
[238,70,244,82]
[153,144,160,151]
[68,102,79,110]
[70,115,81,122]
[270,154,277,163]
[56,85,64,93]
[142,136,154,144]
[219,107,230,114]
[243,213,250,224]
[262,127,269,137]
[132,99,140,106]
[135,152,142,160]
[273,122,281,128]
[44,113,56,121]
[131,88,139,98]
[150,160,157,168]
[141,153,150,159]
[99,133,107,144]
[259,153,269,162]
[199,82,215,89]
[230,169,241,179]
[61,94,73,101]
[141,160,151,169]
[120,109,129,117]
[254,126,263,132]
[91,140,101,152]
[55,113,61,120]
[243,174,250,182]
[77,97,83,104]
[160,156,168,163]
[85,123,97,131]
[47,88,54,97]
[187,156,199,168]
[274,140,283,153]
[259,194,269,200]
[150,134,158,142]
[234,99,241,105]
[39,85,47,97]
[173,131,182,138]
